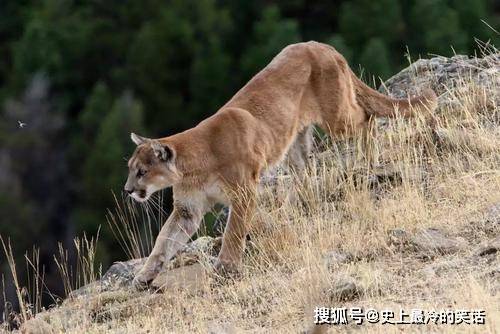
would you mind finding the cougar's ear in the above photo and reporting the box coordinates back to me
[131,133,149,145]
[151,140,173,161]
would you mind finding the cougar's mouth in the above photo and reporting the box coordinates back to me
[130,189,148,202]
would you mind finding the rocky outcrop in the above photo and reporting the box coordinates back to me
[380,52,499,103]
[327,276,362,302]
[476,236,500,257]
[71,236,221,297]
[388,228,467,256]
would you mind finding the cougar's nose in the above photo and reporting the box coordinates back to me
[124,187,133,195]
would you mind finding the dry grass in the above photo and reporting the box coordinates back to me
[107,192,169,260]
[54,232,102,297]
[3,52,500,333]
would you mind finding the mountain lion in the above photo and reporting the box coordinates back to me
[124,41,437,288]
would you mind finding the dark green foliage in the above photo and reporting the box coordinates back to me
[12,2,96,111]
[410,0,467,55]
[451,0,500,50]
[126,4,195,133]
[73,82,113,159]
[0,1,31,91]
[325,34,352,64]
[240,6,301,80]
[339,0,404,47]
[79,92,145,230]
[360,38,392,81]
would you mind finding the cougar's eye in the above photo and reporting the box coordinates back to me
[137,169,147,177]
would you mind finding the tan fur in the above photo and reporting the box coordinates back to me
[125,41,437,287]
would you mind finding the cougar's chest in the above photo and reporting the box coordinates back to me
[204,182,231,207]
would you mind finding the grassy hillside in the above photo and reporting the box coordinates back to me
[4,50,500,334]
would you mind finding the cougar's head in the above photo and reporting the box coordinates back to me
[124,133,181,202]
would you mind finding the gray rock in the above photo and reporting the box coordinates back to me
[100,258,146,285]
[476,236,500,257]
[388,228,466,256]
[70,236,221,296]
[70,258,146,297]
[328,277,361,302]
[207,322,238,334]
[181,236,221,256]
[387,228,409,247]
[151,263,208,292]
[323,250,353,269]
[380,52,499,108]
[167,236,221,269]
[410,228,466,255]
[484,203,500,224]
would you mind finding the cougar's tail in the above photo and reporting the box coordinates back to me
[352,71,438,118]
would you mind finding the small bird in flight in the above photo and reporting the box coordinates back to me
[18,120,27,128]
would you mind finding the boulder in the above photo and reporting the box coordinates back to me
[70,258,146,297]
[484,203,500,224]
[387,228,409,247]
[207,322,238,334]
[328,276,361,302]
[151,262,209,292]
[167,236,221,270]
[71,236,220,296]
[380,53,499,105]
[476,236,500,257]
[323,250,353,270]
[410,228,466,255]
[388,228,467,256]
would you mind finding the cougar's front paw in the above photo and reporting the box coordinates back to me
[132,266,159,290]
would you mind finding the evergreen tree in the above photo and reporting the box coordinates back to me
[0,1,30,92]
[0,73,70,303]
[126,3,195,134]
[410,0,467,56]
[339,0,404,48]
[187,0,234,122]
[77,92,145,252]
[190,40,232,120]
[326,34,353,64]
[359,38,392,81]
[240,5,301,81]
[73,82,113,160]
[11,2,96,111]
[451,0,498,50]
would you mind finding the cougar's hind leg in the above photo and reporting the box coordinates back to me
[285,126,313,174]
[360,116,378,164]
[216,181,257,278]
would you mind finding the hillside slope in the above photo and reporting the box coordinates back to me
[12,50,500,334]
